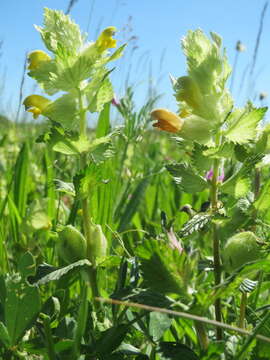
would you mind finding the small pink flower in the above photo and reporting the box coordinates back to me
[112,94,120,107]
[206,169,214,181]
[205,168,225,183]
[218,170,225,183]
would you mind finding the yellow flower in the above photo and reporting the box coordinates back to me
[96,27,117,52]
[23,95,51,119]
[151,108,212,143]
[151,108,184,133]
[28,50,51,70]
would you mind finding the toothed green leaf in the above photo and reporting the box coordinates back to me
[224,107,267,144]
[166,163,208,193]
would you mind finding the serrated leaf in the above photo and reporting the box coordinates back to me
[54,179,75,196]
[203,142,234,159]
[74,162,106,199]
[88,77,114,113]
[36,259,91,285]
[179,213,212,237]
[166,163,208,193]
[38,125,91,155]
[254,179,270,215]
[224,107,267,144]
[135,240,184,295]
[221,153,263,197]
[191,143,212,172]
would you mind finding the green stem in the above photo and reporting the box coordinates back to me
[43,315,57,360]
[238,292,247,329]
[210,135,223,340]
[195,321,209,351]
[73,282,89,359]
[77,87,101,309]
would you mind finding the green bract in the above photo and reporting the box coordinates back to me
[222,231,261,273]
[177,29,233,124]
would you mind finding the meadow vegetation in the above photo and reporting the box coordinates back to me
[1,7,270,360]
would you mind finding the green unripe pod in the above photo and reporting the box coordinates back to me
[87,222,108,261]
[58,225,87,264]
[222,231,261,273]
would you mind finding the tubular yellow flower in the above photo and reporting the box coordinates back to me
[23,95,51,119]
[96,26,117,52]
[28,50,51,70]
[152,108,212,143]
[151,108,184,133]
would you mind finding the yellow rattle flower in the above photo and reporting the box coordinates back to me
[96,27,117,52]
[23,95,51,119]
[151,108,184,133]
[28,50,51,70]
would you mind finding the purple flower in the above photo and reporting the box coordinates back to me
[112,94,120,107]
[218,170,225,183]
[206,169,214,181]
[205,168,225,183]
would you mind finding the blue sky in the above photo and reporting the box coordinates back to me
[1,0,270,119]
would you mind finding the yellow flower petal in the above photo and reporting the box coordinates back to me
[96,27,117,52]
[28,50,51,70]
[151,108,184,133]
[23,95,51,119]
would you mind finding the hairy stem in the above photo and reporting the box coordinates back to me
[210,136,222,340]
[77,88,100,308]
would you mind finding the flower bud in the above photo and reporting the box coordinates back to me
[88,222,108,260]
[58,225,87,264]
[222,231,261,273]
[28,50,51,70]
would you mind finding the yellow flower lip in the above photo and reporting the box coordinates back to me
[28,50,51,70]
[23,95,51,119]
[151,108,184,133]
[96,26,117,52]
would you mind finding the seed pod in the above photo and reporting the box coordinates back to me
[222,231,261,273]
[58,225,87,264]
[88,222,108,260]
